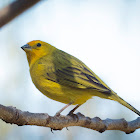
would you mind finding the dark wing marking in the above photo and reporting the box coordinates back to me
[45,65,111,93]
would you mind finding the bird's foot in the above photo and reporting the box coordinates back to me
[67,110,75,116]
[54,112,61,117]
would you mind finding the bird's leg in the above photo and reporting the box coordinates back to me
[68,104,81,115]
[55,102,73,116]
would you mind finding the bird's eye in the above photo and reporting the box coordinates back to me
[37,43,41,47]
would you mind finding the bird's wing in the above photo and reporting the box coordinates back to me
[41,50,111,93]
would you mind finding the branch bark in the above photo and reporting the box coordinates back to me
[0,0,41,28]
[0,104,140,134]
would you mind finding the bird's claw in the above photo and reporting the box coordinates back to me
[54,112,61,117]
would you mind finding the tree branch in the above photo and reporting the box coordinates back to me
[0,104,140,134]
[0,0,41,28]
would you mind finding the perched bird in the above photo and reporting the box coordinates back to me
[21,40,140,116]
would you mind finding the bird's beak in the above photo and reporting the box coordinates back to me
[21,44,31,51]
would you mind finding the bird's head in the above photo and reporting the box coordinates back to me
[21,40,55,67]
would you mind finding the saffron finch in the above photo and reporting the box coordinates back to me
[21,40,140,116]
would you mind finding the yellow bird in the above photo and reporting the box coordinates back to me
[21,40,140,116]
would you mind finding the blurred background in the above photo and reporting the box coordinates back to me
[0,0,140,139]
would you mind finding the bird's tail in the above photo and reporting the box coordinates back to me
[109,93,140,116]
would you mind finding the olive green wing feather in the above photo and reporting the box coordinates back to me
[41,50,111,93]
